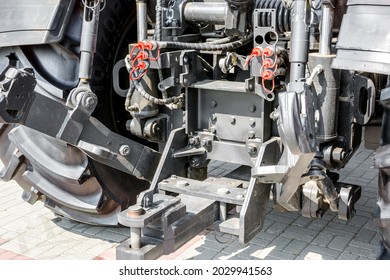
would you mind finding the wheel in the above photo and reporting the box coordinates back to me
[0,0,150,225]
[375,146,390,259]
[375,90,390,259]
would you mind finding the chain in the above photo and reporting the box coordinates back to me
[165,0,176,22]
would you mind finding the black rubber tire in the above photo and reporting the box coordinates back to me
[89,0,150,208]
[375,148,390,259]
[374,92,390,259]
[0,0,150,225]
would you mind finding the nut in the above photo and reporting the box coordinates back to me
[210,100,217,108]
[201,137,212,147]
[248,131,256,138]
[332,147,345,162]
[248,104,256,112]
[119,145,131,156]
[246,144,257,154]
[82,94,97,110]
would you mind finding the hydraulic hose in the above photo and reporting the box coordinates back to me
[135,82,181,105]
[153,0,162,41]
[158,34,253,51]
[125,65,181,106]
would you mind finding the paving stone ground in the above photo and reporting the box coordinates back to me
[0,146,381,260]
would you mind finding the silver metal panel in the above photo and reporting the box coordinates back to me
[208,140,256,166]
[333,2,390,74]
[333,50,390,75]
[158,176,247,205]
[0,0,76,47]
[336,9,390,54]
[214,113,262,142]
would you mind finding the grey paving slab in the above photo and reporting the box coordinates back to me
[328,236,352,251]
[311,232,334,247]
[266,249,296,260]
[268,235,293,251]
[283,240,309,255]
[0,145,382,260]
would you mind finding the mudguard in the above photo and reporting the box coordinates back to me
[0,0,76,47]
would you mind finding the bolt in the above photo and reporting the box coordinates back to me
[246,144,257,154]
[188,137,196,145]
[270,110,279,121]
[189,137,200,145]
[210,100,217,108]
[85,96,94,107]
[83,94,97,110]
[183,78,188,84]
[151,123,160,134]
[230,116,236,124]
[248,118,256,126]
[176,180,189,188]
[332,147,345,162]
[119,145,131,156]
[248,104,256,112]
[201,137,212,147]
[236,194,245,200]
[218,188,230,195]
[248,131,256,138]
[183,56,188,63]
[190,157,201,167]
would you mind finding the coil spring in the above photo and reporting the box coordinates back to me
[256,0,292,34]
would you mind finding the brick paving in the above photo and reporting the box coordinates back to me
[0,146,381,260]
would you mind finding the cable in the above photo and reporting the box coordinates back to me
[124,55,182,106]
[158,34,253,51]
[207,36,236,45]
[244,46,263,68]
[135,82,182,105]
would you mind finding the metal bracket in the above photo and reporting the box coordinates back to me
[338,184,361,220]
[136,127,189,207]
[0,66,161,181]
[150,50,198,91]
[302,180,323,218]
[239,138,280,243]
[253,8,278,48]
[275,81,316,155]
[116,193,219,260]
[251,137,285,183]
[0,68,37,123]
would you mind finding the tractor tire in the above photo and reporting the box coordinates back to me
[375,90,390,259]
[0,0,150,225]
